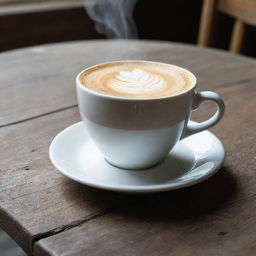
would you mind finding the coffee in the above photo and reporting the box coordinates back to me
[80,61,194,99]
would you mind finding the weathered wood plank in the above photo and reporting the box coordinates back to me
[1,40,256,127]
[34,78,256,256]
[0,107,136,255]
[34,191,256,256]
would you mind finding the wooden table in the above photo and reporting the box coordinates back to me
[0,40,256,256]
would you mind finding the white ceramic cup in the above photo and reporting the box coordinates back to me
[76,61,225,169]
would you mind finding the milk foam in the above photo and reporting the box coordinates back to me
[80,62,194,98]
[110,69,164,94]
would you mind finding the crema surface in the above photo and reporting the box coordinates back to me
[80,62,194,98]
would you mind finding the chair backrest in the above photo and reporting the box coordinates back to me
[198,0,256,54]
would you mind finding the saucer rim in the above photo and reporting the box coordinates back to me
[49,122,225,194]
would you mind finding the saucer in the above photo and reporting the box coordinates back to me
[49,122,225,194]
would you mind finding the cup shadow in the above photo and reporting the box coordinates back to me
[118,166,239,221]
[63,165,238,222]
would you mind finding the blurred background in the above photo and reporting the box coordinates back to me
[0,0,256,56]
[0,0,255,255]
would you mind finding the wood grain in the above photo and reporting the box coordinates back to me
[0,41,256,256]
[35,78,256,256]
[1,40,256,127]
[0,107,137,255]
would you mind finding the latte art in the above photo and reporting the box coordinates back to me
[110,69,164,94]
[80,61,194,98]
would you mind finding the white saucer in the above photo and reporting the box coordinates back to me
[49,122,225,194]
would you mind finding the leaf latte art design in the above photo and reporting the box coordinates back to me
[80,62,194,98]
[109,69,165,94]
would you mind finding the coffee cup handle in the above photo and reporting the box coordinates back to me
[181,91,225,139]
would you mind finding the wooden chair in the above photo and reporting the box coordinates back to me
[198,0,256,54]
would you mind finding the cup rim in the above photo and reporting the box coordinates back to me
[76,60,197,101]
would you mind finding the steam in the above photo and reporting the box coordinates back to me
[86,0,138,39]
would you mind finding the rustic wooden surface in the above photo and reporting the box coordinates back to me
[0,40,256,256]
